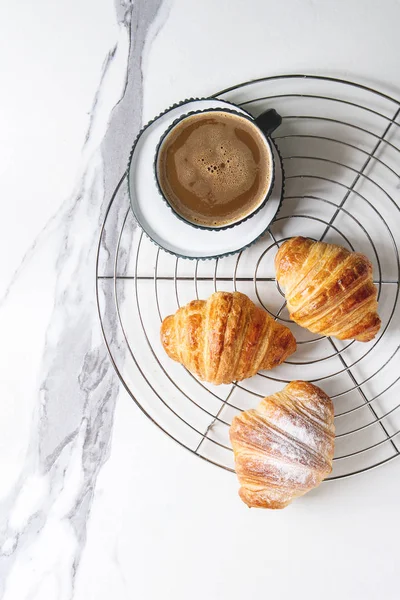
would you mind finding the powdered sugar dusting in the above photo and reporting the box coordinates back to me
[230,381,335,508]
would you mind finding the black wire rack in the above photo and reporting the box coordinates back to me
[96,75,400,480]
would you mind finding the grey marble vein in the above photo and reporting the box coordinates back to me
[0,0,167,597]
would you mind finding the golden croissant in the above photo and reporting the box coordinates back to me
[160,291,296,385]
[275,237,381,342]
[230,381,335,509]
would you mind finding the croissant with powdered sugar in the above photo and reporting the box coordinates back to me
[230,381,335,509]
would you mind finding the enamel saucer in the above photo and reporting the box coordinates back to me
[127,98,283,259]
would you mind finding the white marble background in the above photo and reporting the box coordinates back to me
[1,0,400,598]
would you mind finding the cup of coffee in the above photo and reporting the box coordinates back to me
[154,103,282,230]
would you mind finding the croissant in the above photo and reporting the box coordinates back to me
[275,236,381,342]
[230,381,335,509]
[160,291,296,385]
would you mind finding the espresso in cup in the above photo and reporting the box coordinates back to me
[156,110,273,228]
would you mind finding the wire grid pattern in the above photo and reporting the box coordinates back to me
[97,75,400,480]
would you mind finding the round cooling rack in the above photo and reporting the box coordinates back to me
[96,75,400,480]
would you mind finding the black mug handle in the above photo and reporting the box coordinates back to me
[255,108,282,137]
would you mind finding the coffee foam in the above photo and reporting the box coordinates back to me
[178,126,262,203]
[158,111,271,227]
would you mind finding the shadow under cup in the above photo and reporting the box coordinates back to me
[154,107,282,230]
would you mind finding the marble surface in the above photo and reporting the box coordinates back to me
[1,0,400,598]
